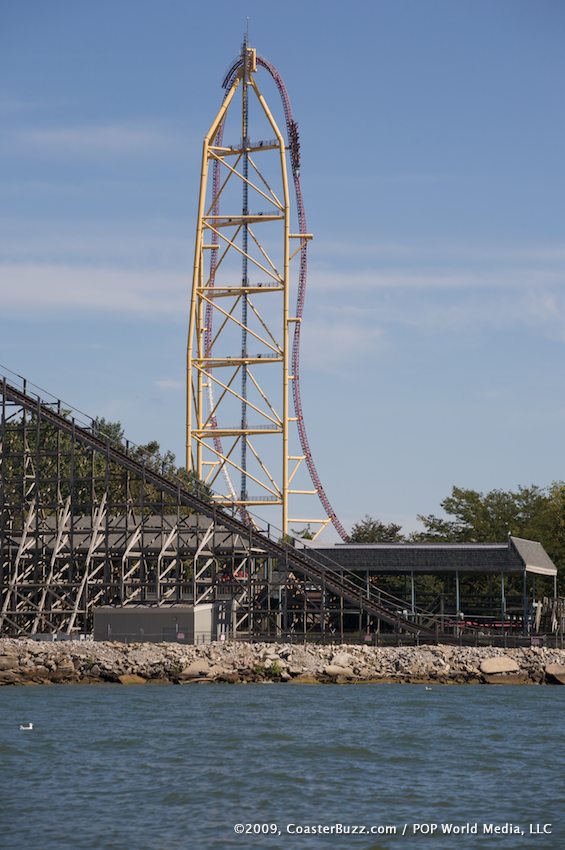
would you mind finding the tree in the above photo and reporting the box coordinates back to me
[291,525,314,540]
[527,481,565,578]
[92,417,125,447]
[350,515,404,543]
[413,485,551,543]
[412,483,565,586]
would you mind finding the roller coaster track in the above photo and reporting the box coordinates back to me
[1,377,433,635]
[202,47,349,542]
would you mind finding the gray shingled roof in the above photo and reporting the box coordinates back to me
[312,538,557,576]
[510,536,557,576]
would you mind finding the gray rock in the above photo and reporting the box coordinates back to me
[545,663,565,684]
[324,664,355,678]
[0,670,20,684]
[480,656,520,675]
[179,659,211,679]
[331,651,353,667]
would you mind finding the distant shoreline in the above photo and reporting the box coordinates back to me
[2,638,565,687]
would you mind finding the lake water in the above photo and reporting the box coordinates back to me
[0,683,563,850]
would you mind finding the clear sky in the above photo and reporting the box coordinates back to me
[1,0,564,539]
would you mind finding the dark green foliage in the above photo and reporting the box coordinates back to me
[291,524,314,540]
[350,515,404,543]
[413,483,565,581]
[351,484,565,585]
[412,484,550,544]
[92,417,125,447]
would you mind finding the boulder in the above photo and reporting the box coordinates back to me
[261,651,282,662]
[0,670,20,685]
[216,672,241,684]
[56,659,76,674]
[331,651,353,668]
[0,654,19,671]
[286,648,318,675]
[50,658,79,682]
[483,674,532,686]
[324,664,355,679]
[178,659,211,679]
[545,663,565,685]
[206,665,231,679]
[479,656,520,675]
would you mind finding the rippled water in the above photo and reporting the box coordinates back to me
[0,683,563,849]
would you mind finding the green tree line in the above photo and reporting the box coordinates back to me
[351,483,565,583]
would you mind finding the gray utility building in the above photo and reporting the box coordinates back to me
[93,602,232,644]
[313,535,558,630]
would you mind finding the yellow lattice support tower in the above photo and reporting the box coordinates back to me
[187,41,346,541]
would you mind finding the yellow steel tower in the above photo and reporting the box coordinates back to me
[186,42,333,538]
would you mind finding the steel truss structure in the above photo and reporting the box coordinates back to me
[186,41,348,540]
[1,374,431,637]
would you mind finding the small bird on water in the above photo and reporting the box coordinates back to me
[19,722,33,730]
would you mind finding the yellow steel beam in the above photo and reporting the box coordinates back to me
[211,142,279,155]
[206,214,284,226]
[199,284,284,297]
[246,437,281,495]
[203,223,243,285]
[246,225,280,276]
[204,153,242,217]
[248,153,284,208]
[194,435,280,499]
[208,151,284,211]
[200,293,281,355]
[204,222,282,283]
[245,294,280,348]
[194,365,281,426]
[246,368,281,422]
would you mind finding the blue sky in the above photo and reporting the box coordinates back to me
[1,0,564,538]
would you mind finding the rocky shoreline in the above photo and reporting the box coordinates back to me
[1,638,565,686]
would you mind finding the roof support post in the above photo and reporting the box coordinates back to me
[522,569,528,636]
[339,570,344,644]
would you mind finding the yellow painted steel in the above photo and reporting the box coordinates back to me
[186,45,327,537]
